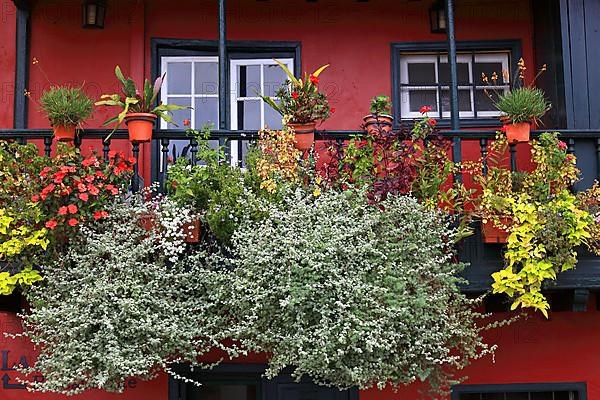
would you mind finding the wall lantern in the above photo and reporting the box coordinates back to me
[429,1,446,34]
[82,0,106,29]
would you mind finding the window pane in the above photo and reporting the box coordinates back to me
[167,97,191,127]
[238,65,261,97]
[195,97,219,126]
[264,64,287,97]
[408,90,437,112]
[439,62,470,85]
[194,62,218,95]
[277,383,339,400]
[475,89,500,112]
[474,62,506,84]
[187,384,257,400]
[505,392,529,400]
[481,393,505,400]
[407,63,436,85]
[237,100,261,130]
[531,392,555,400]
[441,89,472,112]
[459,394,482,400]
[554,392,578,400]
[167,62,192,95]
[265,100,283,129]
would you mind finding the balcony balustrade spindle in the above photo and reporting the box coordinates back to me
[43,137,52,157]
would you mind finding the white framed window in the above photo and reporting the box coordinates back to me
[398,51,510,120]
[229,58,293,165]
[160,56,219,129]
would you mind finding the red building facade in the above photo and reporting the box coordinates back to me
[0,0,599,399]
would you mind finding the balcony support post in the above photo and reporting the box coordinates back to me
[445,0,462,180]
[218,0,228,130]
[13,0,31,129]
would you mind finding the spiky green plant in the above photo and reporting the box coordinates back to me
[39,86,93,128]
[495,87,550,124]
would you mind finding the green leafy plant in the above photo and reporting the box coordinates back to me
[495,87,550,124]
[39,86,93,129]
[259,60,331,124]
[472,132,593,315]
[95,66,188,137]
[482,58,550,124]
[369,95,392,115]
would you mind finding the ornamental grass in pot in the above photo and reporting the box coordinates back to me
[260,60,332,151]
[39,86,94,143]
[363,95,393,135]
[482,59,551,143]
[96,66,187,143]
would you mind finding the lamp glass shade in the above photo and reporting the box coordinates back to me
[82,1,106,29]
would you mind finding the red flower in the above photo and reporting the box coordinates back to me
[93,210,109,221]
[40,167,51,178]
[68,204,78,214]
[420,105,432,114]
[68,218,79,227]
[183,119,191,127]
[108,151,117,159]
[291,91,299,100]
[53,171,67,184]
[309,74,319,85]
[41,183,56,196]
[78,193,89,202]
[500,125,507,133]
[88,185,100,196]
[105,184,119,195]
[58,206,68,216]
[95,171,106,179]
[128,157,136,165]
[31,195,40,203]
[558,141,567,150]
[427,118,437,127]
[85,175,95,183]
[45,220,57,230]
[77,183,87,193]
[82,157,97,167]
[330,107,336,114]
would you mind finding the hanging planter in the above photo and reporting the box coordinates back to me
[363,114,394,136]
[124,113,157,143]
[182,218,202,244]
[503,121,531,144]
[53,124,77,142]
[481,220,509,244]
[287,121,316,151]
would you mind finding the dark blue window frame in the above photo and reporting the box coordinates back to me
[452,382,587,400]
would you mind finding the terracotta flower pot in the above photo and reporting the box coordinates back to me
[124,113,157,143]
[481,219,510,244]
[287,121,316,151]
[363,114,394,136]
[182,218,201,244]
[503,122,531,143]
[138,213,156,232]
[53,124,76,142]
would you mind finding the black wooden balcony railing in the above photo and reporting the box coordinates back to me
[2,128,600,300]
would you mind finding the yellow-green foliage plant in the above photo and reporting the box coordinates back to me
[486,132,592,316]
[0,142,49,294]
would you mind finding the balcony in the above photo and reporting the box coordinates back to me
[2,125,600,308]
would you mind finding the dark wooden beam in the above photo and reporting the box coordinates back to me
[13,1,30,129]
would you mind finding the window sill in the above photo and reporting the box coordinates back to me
[396,118,502,129]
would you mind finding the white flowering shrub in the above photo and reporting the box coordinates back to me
[18,202,230,395]
[225,189,494,393]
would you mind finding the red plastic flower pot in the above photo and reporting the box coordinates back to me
[481,220,510,244]
[363,114,394,136]
[504,122,531,143]
[287,121,316,151]
[124,113,157,143]
[182,218,202,244]
[53,124,76,142]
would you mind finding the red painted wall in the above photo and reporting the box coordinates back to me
[3,1,591,400]
[0,0,16,128]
